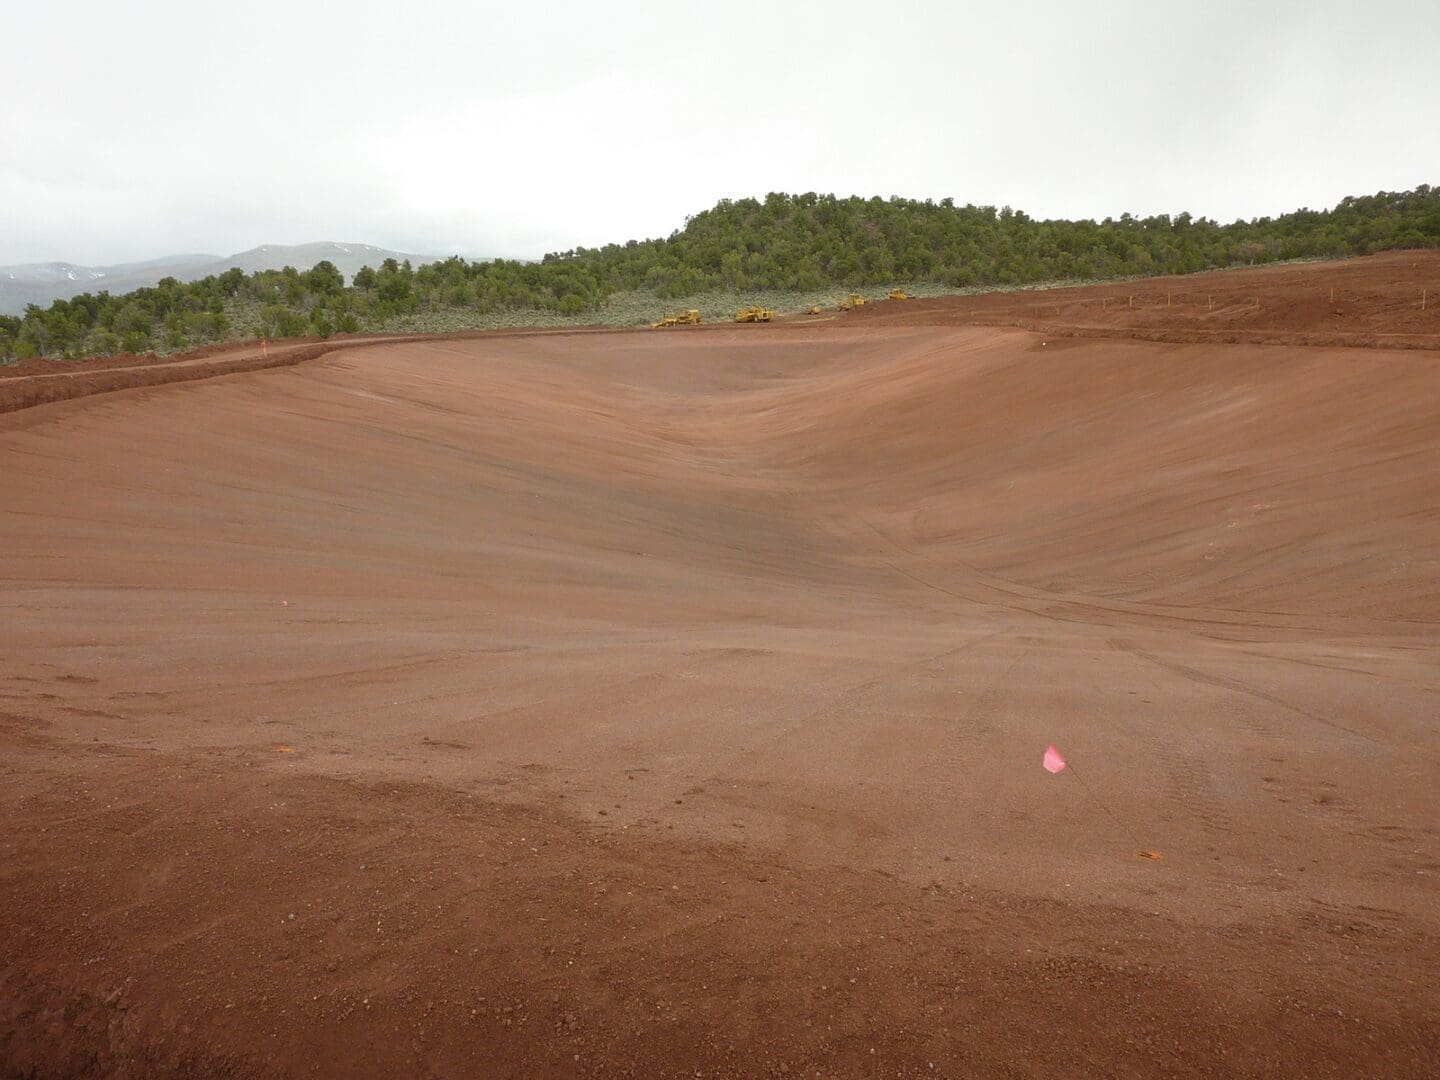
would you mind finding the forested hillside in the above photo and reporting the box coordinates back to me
[4,186,1436,361]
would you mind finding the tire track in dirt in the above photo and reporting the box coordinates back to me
[907,633,1033,809]
[855,510,1397,640]
[1108,637,1369,743]
[1110,635,1436,898]
[1126,689,1238,839]
[685,629,1015,837]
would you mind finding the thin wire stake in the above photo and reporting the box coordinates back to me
[1066,760,1147,853]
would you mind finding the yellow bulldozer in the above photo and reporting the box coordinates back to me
[887,287,910,300]
[838,294,868,311]
[735,306,773,323]
[650,309,702,328]
[806,304,823,315]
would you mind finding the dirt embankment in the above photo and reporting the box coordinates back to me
[0,327,621,416]
[4,251,1436,417]
[833,249,1440,349]
[0,342,334,416]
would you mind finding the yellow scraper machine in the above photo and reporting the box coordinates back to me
[650,309,701,328]
[806,304,823,315]
[734,306,773,323]
[838,294,867,311]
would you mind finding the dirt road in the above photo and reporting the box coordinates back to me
[3,256,1438,1076]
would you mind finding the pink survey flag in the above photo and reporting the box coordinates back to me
[1043,744,1067,774]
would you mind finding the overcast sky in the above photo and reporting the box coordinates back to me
[2,0,1436,266]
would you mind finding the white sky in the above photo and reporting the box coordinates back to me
[2,0,1436,265]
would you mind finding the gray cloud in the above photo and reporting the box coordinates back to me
[3,0,1436,265]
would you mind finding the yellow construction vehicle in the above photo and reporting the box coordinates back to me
[650,309,701,328]
[735,306,773,323]
[887,287,910,300]
[806,304,823,315]
[839,294,868,311]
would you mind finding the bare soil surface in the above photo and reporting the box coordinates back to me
[840,249,1440,348]
[2,254,1438,1076]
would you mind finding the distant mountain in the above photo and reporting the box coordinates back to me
[0,242,444,314]
[0,255,221,313]
[203,243,442,281]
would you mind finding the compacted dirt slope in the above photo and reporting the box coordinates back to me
[2,258,1439,1077]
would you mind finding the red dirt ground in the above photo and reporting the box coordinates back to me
[3,253,1439,1077]
[844,249,1440,346]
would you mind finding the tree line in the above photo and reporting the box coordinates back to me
[3,185,1436,362]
